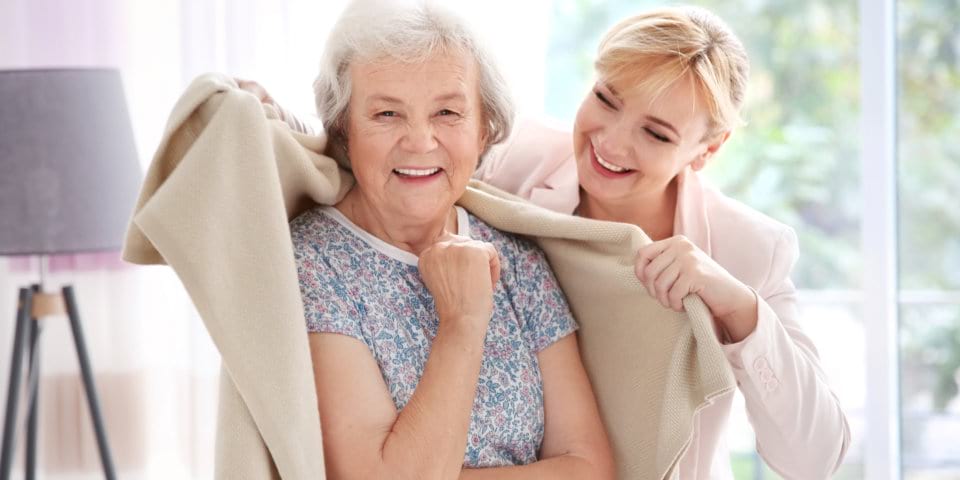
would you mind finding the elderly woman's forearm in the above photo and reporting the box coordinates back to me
[458,453,615,479]
[376,319,487,479]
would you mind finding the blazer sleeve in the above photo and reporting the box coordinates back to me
[474,117,580,213]
[721,227,851,479]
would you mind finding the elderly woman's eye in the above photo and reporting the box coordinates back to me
[437,109,460,117]
[376,111,398,118]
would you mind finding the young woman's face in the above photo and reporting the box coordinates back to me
[572,73,726,206]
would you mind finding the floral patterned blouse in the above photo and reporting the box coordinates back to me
[290,205,578,468]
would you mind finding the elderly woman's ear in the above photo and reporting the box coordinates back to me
[475,128,490,164]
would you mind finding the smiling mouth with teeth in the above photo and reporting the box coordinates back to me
[594,151,633,173]
[393,167,441,177]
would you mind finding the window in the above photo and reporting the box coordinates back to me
[897,0,960,477]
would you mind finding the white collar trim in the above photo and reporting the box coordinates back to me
[319,206,471,266]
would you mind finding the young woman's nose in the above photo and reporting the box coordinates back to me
[597,118,634,161]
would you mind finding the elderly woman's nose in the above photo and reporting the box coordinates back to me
[401,120,440,153]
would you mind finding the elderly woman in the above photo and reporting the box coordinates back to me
[288,1,614,479]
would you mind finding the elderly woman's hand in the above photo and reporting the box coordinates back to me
[418,234,501,332]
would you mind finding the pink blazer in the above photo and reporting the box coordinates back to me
[476,117,851,479]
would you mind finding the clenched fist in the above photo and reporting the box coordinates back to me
[418,233,501,333]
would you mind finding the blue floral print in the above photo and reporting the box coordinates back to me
[290,206,577,468]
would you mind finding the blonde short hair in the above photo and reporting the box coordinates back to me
[314,0,514,159]
[595,6,749,135]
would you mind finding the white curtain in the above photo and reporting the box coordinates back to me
[0,0,551,478]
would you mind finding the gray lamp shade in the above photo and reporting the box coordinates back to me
[0,68,142,256]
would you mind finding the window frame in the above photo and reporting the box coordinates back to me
[860,0,901,478]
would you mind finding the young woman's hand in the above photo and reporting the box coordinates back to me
[235,78,282,114]
[635,235,758,342]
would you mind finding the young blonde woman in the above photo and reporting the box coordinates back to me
[245,5,850,478]
[475,7,850,478]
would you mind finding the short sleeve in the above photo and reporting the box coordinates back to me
[510,236,578,352]
[290,213,365,342]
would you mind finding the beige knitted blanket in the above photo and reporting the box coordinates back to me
[122,73,735,480]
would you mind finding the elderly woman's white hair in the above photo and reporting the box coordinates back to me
[314,0,515,160]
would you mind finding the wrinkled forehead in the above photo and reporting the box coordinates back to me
[350,50,480,101]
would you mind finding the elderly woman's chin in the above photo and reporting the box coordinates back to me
[383,170,470,221]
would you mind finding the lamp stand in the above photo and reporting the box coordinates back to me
[0,285,117,480]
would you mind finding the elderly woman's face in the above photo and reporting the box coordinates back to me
[345,51,486,224]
